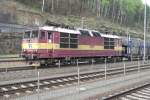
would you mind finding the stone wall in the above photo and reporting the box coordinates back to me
[0,33,22,54]
[0,1,44,54]
[0,2,17,24]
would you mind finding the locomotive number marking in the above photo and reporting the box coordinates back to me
[28,44,32,48]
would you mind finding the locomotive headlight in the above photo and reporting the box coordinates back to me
[22,49,27,53]
[48,40,51,43]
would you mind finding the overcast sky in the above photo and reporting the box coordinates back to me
[142,0,150,6]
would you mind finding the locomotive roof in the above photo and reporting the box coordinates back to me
[100,33,120,39]
[77,28,100,37]
[38,26,120,38]
[39,26,80,34]
[78,28,121,38]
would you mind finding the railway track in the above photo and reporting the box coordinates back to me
[0,55,20,59]
[103,82,150,100]
[1,63,150,99]
[0,60,37,72]
[0,58,148,72]
[0,58,25,62]
[0,57,38,72]
[0,54,23,61]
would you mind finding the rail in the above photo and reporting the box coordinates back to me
[1,63,150,99]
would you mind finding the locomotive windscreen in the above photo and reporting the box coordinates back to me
[24,31,30,38]
[31,30,38,38]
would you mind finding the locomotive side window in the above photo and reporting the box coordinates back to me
[104,37,114,49]
[70,34,78,48]
[60,33,78,48]
[109,38,114,49]
[24,31,31,38]
[70,34,78,38]
[60,33,69,48]
[31,30,38,38]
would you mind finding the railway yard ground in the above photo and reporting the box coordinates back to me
[0,58,147,82]
[0,56,150,100]
[0,0,150,99]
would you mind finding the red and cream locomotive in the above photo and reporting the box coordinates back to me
[22,24,122,65]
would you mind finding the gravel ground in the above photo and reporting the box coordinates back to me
[0,61,147,82]
[11,67,150,100]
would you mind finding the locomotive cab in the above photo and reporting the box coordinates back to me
[22,30,39,59]
[22,29,53,59]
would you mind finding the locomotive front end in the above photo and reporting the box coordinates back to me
[21,26,55,60]
[22,30,39,59]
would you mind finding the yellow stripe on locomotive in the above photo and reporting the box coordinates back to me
[22,43,122,51]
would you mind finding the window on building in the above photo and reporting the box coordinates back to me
[104,37,114,49]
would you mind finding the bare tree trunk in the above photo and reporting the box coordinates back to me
[120,14,123,25]
[79,0,84,16]
[92,0,96,14]
[107,6,110,17]
[67,0,71,15]
[138,13,143,25]
[123,15,126,25]
[56,0,59,8]
[104,6,108,17]
[112,0,115,22]
[51,0,54,13]
[96,0,100,17]
[101,4,104,17]
[117,10,121,23]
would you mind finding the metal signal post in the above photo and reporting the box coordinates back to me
[144,0,147,63]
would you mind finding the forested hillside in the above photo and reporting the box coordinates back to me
[16,0,149,28]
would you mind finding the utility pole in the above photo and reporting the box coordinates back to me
[42,0,45,12]
[144,0,147,63]
[127,29,131,58]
